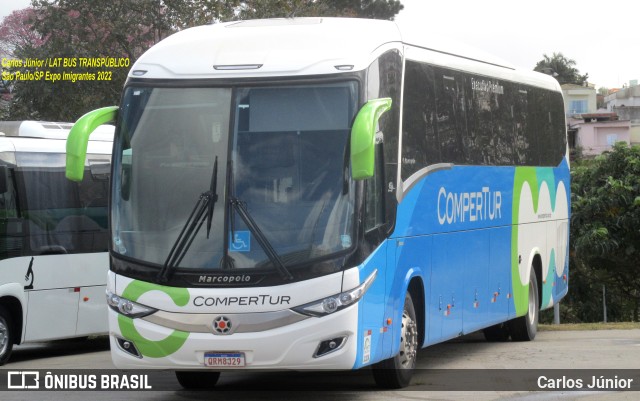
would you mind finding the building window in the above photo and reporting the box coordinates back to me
[569,100,588,115]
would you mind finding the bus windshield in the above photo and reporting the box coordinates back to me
[112,82,358,274]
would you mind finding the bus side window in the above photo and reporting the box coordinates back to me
[0,164,17,219]
[513,88,529,165]
[434,69,466,164]
[364,135,385,232]
[401,60,439,181]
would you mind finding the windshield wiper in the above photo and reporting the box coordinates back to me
[157,157,218,283]
[205,157,218,238]
[229,196,294,281]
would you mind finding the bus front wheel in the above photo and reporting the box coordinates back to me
[372,292,418,389]
[0,306,14,366]
[175,371,220,389]
[509,268,539,341]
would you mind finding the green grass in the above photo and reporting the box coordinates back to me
[539,322,640,331]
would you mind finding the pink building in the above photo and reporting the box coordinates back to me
[569,113,631,156]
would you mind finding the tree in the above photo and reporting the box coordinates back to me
[5,0,241,121]
[0,8,43,59]
[570,143,640,321]
[238,0,403,20]
[1,8,39,118]
[0,8,44,103]
[534,52,589,86]
[3,0,403,122]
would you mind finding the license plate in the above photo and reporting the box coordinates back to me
[204,352,245,368]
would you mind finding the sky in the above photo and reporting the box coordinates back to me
[0,0,30,19]
[1,0,638,89]
[394,0,638,89]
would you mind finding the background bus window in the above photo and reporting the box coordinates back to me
[14,152,109,255]
[0,158,21,260]
[0,164,18,219]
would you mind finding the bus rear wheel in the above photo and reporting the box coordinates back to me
[372,292,418,389]
[509,268,539,341]
[0,306,14,366]
[175,371,220,389]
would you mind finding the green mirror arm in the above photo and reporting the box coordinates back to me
[66,106,118,182]
[350,98,392,180]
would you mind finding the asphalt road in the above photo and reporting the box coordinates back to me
[1,329,639,400]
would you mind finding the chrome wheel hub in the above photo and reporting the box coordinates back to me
[398,309,418,368]
[528,281,536,323]
[0,319,8,356]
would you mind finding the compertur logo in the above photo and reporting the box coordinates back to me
[118,280,190,358]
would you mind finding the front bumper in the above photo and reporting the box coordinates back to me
[109,305,359,370]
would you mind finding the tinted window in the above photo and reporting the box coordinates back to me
[367,50,402,227]
[401,61,438,181]
[2,152,110,257]
[401,59,566,173]
[434,68,466,163]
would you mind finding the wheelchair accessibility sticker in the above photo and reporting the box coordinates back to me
[229,231,250,252]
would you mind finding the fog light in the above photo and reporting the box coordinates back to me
[313,336,347,358]
[116,337,141,358]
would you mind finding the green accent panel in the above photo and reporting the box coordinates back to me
[66,106,118,182]
[350,98,392,180]
[118,315,189,359]
[536,168,557,212]
[511,166,560,315]
[121,280,190,307]
[511,167,538,316]
[118,280,191,358]
[542,249,556,308]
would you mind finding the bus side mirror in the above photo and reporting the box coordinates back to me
[66,106,118,182]
[350,98,392,180]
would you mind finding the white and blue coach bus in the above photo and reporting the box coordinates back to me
[65,18,569,389]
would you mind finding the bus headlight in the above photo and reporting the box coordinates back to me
[293,270,377,317]
[106,290,157,318]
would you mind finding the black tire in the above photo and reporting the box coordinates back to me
[372,292,418,389]
[0,306,14,366]
[509,268,539,341]
[483,322,510,342]
[175,371,220,390]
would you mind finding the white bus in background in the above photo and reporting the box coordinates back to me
[0,120,113,365]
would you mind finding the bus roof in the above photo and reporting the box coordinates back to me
[0,135,113,156]
[131,18,400,79]
[130,17,559,91]
[0,121,114,141]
